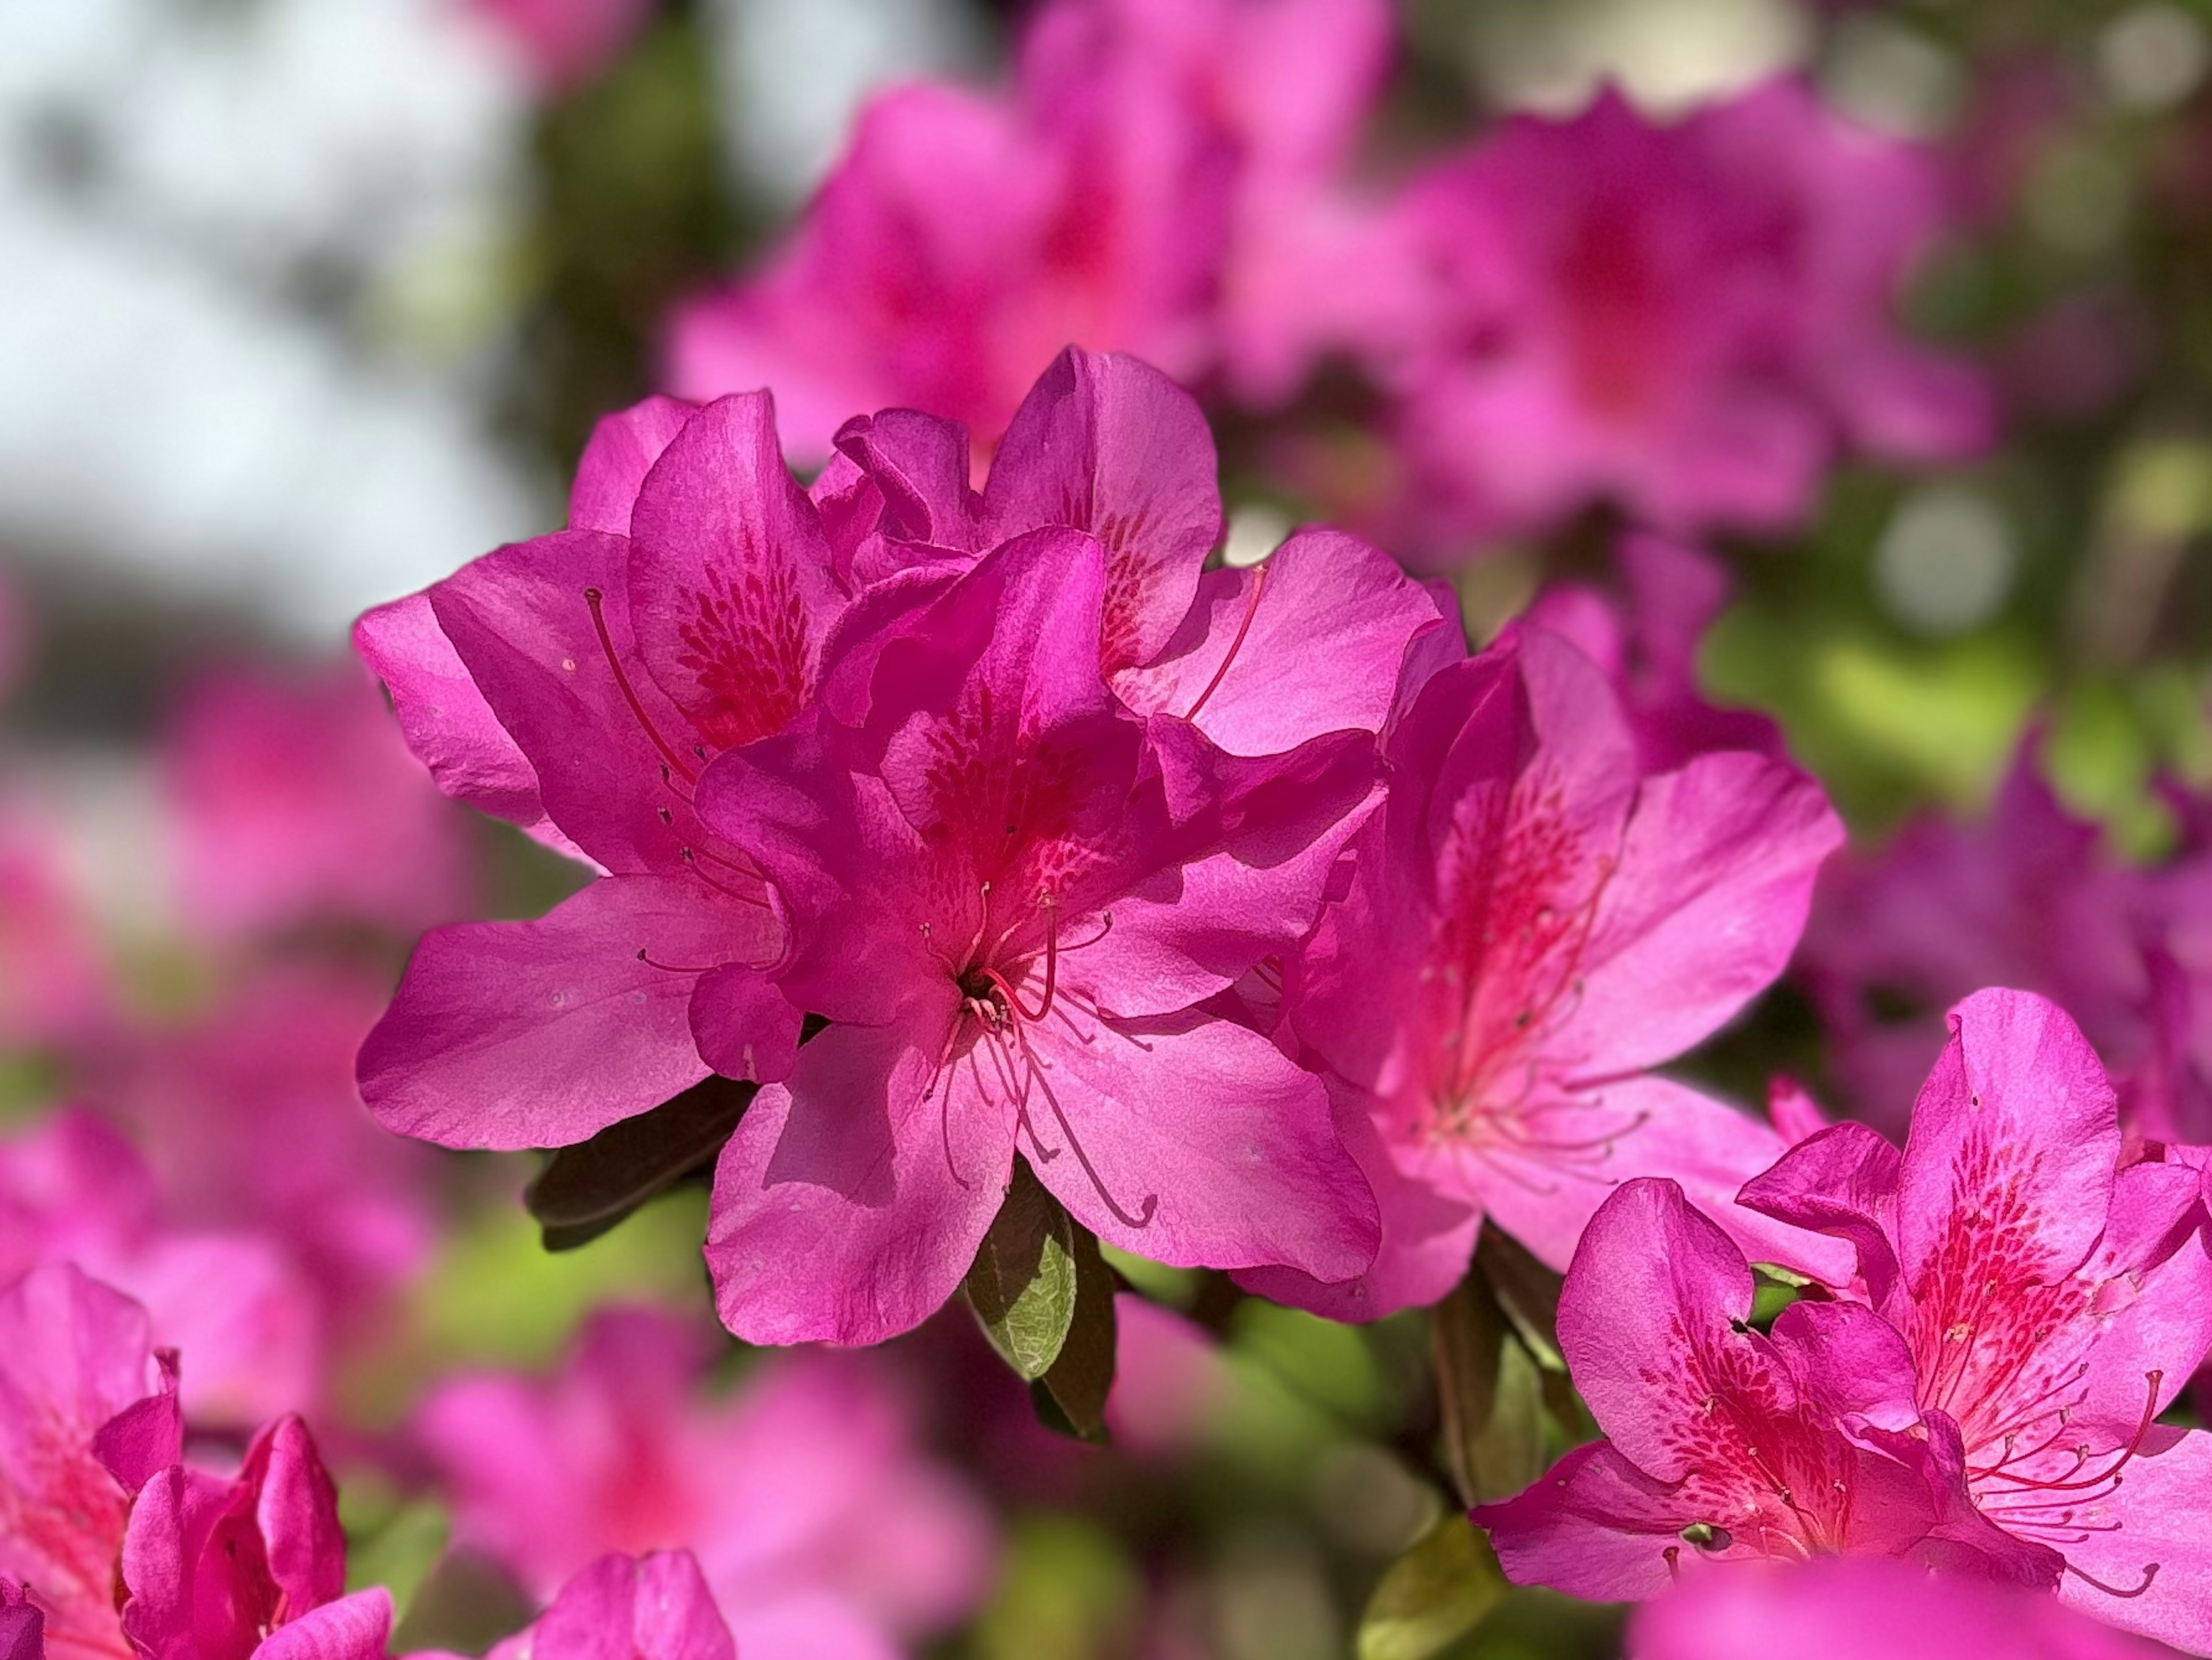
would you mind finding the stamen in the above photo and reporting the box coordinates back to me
[1021,1032,1158,1229]
[1184,563,1268,723]
[681,848,772,909]
[2065,1560,2160,1600]
[634,947,719,974]
[1975,1372,2162,1494]
[584,586,700,786]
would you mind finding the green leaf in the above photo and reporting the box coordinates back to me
[966,1159,1081,1381]
[527,1073,756,1251]
[1033,1219,1119,1442]
[525,1018,825,1251]
[1472,1227,1566,1372]
[1433,1270,1549,1507]
[1356,1515,1508,1660]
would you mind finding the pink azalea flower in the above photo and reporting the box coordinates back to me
[1472,1177,2045,1599]
[692,524,1384,1342]
[473,1553,736,1660]
[1370,81,1990,550]
[0,1262,180,1658]
[664,0,1393,462]
[826,347,1460,754]
[1244,622,1847,1321]
[416,1306,994,1660]
[0,1261,388,1660]
[355,392,822,1148]
[1797,742,2204,1141]
[1104,1292,1232,1460]
[1740,989,2212,1653]
[165,664,478,945]
[119,1414,387,1660]
[1524,534,1786,774]
[463,0,656,96]
[0,1111,322,1431]
[107,967,440,1328]
[1630,1558,2178,1659]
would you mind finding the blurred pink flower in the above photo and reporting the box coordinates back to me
[664,0,1394,462]
[1525,534,1786,774]
[1629,1558,2177,1659]
[119,1414,388,1660]
[463,0,656,95]
[0,800,111,1050]
[1369,82,1990,552]
[1104,1292,1230,1459]
[0,1110,322,1429]
[416,1306,995,1660]
[164,663,476,944]
[1245,623,1846,1319]
[476,1553,735,1660]
[106,966,441,1324]
[1797,740,2210,1142]
[1473,1177,2041,1598]
[1743,990,2212,1651]
[0,1262,180,1658]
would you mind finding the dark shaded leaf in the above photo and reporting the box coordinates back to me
[966,1159,1080,1381]
[1433,1270,1549,1507]
[1356,1515,1508,1660]
[1472,1226,1566,1371]
[1031,1220,1118,1442]
[527,1015,827,1251]
[527,1073,756,1251]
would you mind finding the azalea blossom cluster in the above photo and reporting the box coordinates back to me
[669,0,1988,555]
[1478,989,2212,1654]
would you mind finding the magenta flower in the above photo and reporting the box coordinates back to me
[0,1262,180,1658]
[828,346,1460,755]
[1741,989,2212,1652]
[478,1553,736,1660]
[119,1413,388,1660]
[1245,623,1846,1320]
[0,1262,390,1660]
[1800,740,2207,1143]
[1473,1177,2045,1599]
[416,1306,994,1660]
[691,524,1382,1343]
[355,391,830,1148]
[1630,1558,2176,1660]
[664,0,1392,461]
[0,1111,322,1429]
[164,663,478,945]
[1524,534,1785,775]
[1370,81,1990,549]
[107,967,441,1330]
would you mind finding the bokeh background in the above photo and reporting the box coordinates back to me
[2,1,2209,1657]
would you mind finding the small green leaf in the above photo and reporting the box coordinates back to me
[1033,1220,1118,1441]
[967,1159,1082,1381]
[1472,1227,1566,1372]
[527,1073,757,1251]
[1356,1515,1508,1660]
[1433,1270,1549,1507]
